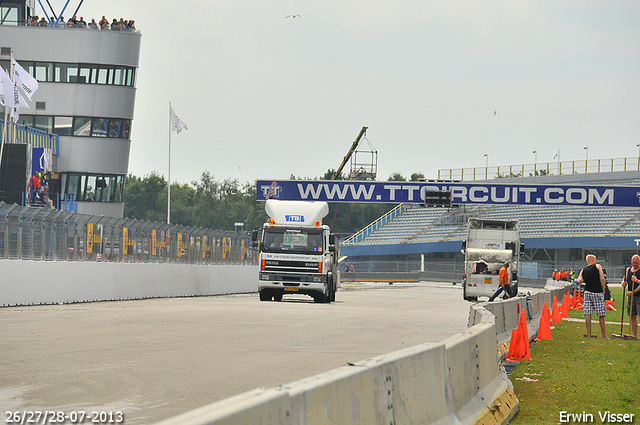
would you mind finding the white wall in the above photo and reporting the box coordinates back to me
[0,260,258,306]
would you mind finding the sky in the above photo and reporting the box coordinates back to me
[54,1,640,186]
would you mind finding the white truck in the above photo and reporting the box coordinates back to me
[461,218,523,301]
[251,200,340,303]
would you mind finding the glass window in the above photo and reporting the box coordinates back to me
[92,118,108,137]
[54,63,66,82]
[33,62,52,81]
[121,120,131,139]
[73,117,92,136]
[66,65,80,83]
[78,65,92,84]
[53,116,73,136]
[125,68,134,86]
[108,119,122,138]
[34,116,53,133]
[0,5,19,25]
[113,68,123,86]
[115,176,125,202]
[65,174,81,199]
[84,175,97,201]
[97,68,109,84]
[17,116,35,128]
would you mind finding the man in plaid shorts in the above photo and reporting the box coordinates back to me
[577,254,608,339]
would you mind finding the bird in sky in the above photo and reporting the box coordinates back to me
[285,14,301,18]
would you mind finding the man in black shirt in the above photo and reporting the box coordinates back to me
[621,254,640,340]
[576,254,608,339]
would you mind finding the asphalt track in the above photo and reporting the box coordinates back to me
[0,282,471,424]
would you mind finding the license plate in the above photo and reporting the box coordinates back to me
[484,278,493,284]
[284,287,298,292]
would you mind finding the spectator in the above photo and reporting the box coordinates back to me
[111,18,120,31]
[88,18,98,29]
[29,171,40,203]
[66,16,76,27]
[99,16,109,30]
[38,17,48,26]
[576,254,608,339]
[77,16,87,28]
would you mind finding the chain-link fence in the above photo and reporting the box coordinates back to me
[0,202,257,265]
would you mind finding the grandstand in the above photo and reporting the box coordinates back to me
[340,167,640,281]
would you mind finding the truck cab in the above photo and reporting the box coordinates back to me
[252,200,340,303]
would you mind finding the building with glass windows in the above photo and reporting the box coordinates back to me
[0,0,140,217]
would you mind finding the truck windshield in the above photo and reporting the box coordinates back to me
[263,228,323,254]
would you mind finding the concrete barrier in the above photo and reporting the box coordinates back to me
[151,282,575,425]
[0,260,258,306]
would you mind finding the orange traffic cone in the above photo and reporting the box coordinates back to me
[551,296,562,324]
[506,328,519,360]
[507,310,531,361]
[605,300,616,311]
[536,306,552,341]
[572,289,578,308]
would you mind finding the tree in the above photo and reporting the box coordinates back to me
[387,172,406,181]
[124,172,167,221]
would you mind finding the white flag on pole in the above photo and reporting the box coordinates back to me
[170,106,188,133]
[0,67,28,108]
[12,58,39,100]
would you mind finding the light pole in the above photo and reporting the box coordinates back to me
[583,146,588,161]
[636,143,639,158]
[532,150,537,175]
[484,153,488,179]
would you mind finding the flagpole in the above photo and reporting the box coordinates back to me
[0,50,14,185]
[167,101,172,224]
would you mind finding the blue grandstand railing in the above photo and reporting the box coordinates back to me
[342,204,406,245]
[0,119,60,155]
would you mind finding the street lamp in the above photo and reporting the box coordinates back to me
[583,146,588,161]
[532,150,537,164]
[483,153,488,179]
[636,143,639,158]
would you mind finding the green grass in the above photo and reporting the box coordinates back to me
[510,287,640,424]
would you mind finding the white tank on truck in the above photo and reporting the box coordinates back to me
[251,200,340,303]
[461,218,524,301]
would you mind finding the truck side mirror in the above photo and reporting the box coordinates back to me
[460,240,466,254]
[520,242,525,257]
[251,229,259,249]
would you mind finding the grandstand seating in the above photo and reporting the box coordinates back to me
[343,171,640,246]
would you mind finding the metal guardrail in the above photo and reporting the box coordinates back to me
[438,157,640,181]
[0,202,256,265]
[341,203,406,245]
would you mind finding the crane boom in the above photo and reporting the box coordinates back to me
[332,126,368,180]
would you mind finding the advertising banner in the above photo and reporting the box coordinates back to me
[256,180,640,207]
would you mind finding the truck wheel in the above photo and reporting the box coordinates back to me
[313,293,324,303]
[463,283,477,302]
[259,290,270,301]
[273,293,283,302]
[324,279,332,303]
